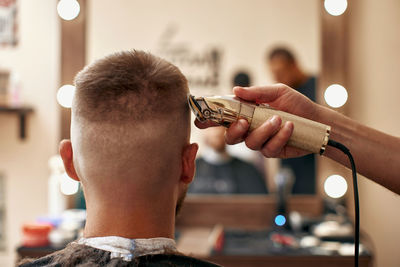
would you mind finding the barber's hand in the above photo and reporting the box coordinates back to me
[195,84,319,158]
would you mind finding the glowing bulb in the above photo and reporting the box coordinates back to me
[57,0,80,21]
[275,215,286,226]
[324,0,348,16]
[324,84,348,108]
[57,84,75,108]
[60,173,79,195]
[324,175,348,198]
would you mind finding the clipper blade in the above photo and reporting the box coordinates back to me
[188,94,206,122]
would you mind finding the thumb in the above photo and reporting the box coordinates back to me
[233,84,285,104]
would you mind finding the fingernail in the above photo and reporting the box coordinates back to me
[269,115,280,127]
[285,121,294,131]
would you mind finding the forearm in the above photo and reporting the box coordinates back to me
[316,105,400,194]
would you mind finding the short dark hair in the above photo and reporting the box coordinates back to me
[73,50,189,123]
[268,47,296,64]
[233,71,251,87]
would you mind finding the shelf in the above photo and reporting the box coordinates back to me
[0,105,34,140]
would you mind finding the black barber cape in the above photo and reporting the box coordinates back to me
[19,243,221,267]
[189,157,267,195]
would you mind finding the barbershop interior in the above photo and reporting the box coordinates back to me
[0,0,399,266]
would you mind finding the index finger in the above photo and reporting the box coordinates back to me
[233,84,285,103]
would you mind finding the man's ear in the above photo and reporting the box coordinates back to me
[59,139,80,182]
[180,143,199,184]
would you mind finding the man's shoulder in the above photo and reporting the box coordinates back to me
[19,254,58,267]
[18,245,221,267]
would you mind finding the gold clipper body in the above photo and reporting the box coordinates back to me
[188,95,331,154]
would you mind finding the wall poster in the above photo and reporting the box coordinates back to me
[0,0,18,46]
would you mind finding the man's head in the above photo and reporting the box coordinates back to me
[267,47,302,87]
[59,50,198,217]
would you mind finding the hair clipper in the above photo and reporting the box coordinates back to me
[188,95,331,154]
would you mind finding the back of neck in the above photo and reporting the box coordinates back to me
[83,195,176,239]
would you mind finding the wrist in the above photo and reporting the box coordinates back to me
[313,104,342,127]
[311,102,326,123]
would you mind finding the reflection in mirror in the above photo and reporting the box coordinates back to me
[268,47,317,194]
[188,126,268,195]
[87,0,321,196]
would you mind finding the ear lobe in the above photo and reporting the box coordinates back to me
[180,143,199,184]
[59,139,80,182]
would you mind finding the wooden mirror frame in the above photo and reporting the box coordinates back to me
[59,1,349,220]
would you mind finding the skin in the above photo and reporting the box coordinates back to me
[269,56,308,88]
[196,84,400,195]
[59,114,198,240]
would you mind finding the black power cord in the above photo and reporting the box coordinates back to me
[327,139,359,267]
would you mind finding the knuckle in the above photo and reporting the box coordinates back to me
[276,82,289,90]
[276,83,290,95]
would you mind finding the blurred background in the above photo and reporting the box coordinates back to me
[0,0,399,266]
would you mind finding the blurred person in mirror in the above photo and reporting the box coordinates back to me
[19,50,219,267]
[189,126,268,195]
[268,47,317,194]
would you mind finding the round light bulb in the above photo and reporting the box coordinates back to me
[57,0,80,21]
[324,0,348,16]
[274,214,286,226]
[57,84,75,108]
[324,175,348,199]
[324,84,348,108]
[60,173,79,195]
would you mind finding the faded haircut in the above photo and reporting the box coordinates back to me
[73,50,189,123]
[70,50,191,185]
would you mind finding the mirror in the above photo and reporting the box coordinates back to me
[87,0,321,196]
